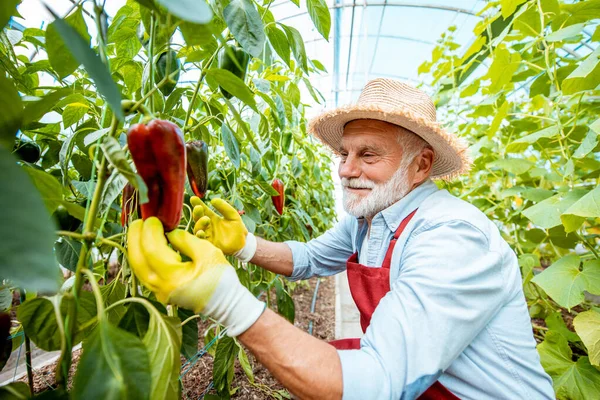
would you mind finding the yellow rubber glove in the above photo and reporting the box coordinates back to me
[128,217,265,336]
[191,197,250,256]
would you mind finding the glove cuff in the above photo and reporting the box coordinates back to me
[233,232,257,263]
[201,265,266,337]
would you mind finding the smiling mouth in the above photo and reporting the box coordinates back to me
[345,187,372,192]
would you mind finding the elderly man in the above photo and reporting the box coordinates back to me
[128,79,554,399]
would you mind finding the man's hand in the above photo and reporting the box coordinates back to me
[191,197,248,255]
[127,217,265,336]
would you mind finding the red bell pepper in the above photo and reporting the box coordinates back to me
[271,179,284,215]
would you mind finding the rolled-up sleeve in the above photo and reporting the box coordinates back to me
[284,216,355,281]
[337,220,506,399]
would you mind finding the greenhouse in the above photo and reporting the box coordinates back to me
[1,0,599,399]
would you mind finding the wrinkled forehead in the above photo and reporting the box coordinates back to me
[340,119,402,151]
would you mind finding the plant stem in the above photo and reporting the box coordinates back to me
[55,116,119,388]
[19,290,34,397]
[184,46,221,131]
[147,12,156,112]
[82,268,106,319]
[56,230,87,240]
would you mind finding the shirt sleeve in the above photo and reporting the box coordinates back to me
[284,216,355,281]
[337,220,506,400]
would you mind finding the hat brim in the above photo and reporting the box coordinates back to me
[308,104,471,180]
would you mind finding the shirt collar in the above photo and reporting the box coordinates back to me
[356,179,439,233]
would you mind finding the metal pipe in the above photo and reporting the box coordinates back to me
[345,0,358,88]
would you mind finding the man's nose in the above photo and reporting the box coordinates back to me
[338,155,361,179]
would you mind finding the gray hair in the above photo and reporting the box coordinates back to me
[395,126,433,166]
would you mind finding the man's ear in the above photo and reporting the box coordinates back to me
[413,147,434,184]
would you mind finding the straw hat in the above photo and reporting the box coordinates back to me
[308,78,471,180]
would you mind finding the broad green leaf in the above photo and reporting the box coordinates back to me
[155,0,212,24]
[54,237,82,272]
[522,189,587,229]
[119,61,143,93]
[100,279,127,326]
[62,103,88,128]
[180,22,214,46]
[275,279,295,323]
[545,312,580,342]
[0,74,23,148]
[0,288,12,311]
[46,8,91,79]
[46,8,124,120]
[221,123,240,168]
[573,310,600,366]
[83,127,111,147]
[500,0,527,18]
[23,166,63,212]
[563,47,600,95]
[591,118,600,135]
[223,0,266,58]
[561,186,600,232]
[486,158,534,175]
[213,335,237,399]
[266,26,291,65]
[573,129,598,158]
[281,23,308,71]
[307,0,331,40]
[485,46,521,93]
[531,255,600,309]
[538,332,600,399]
[487,101,509,138]
[206,69,257,110]
[546,23,585,42]
[238,345,254,383]
[0,0,20,31]
[0,382,29,399]
[101,136,149,203]
[17,297,63,351]
[1,150,60,293]
[22,88,72,127]
[141,308,181,400]
[179,308,198,359]
[506,125,559,152]
[257,179,280,196]
[72,320,152,400]
[561,0,600,26]
[118,302,150,338]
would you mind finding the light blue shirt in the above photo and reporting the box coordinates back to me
[285,180,554,400]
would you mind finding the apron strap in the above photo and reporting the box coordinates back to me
[382,209,418,270]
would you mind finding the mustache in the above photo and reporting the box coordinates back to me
[341,178,375,189]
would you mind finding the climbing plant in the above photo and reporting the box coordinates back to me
[0,0,335,398]
[419,0,600,398]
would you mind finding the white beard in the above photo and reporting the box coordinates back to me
[341,165,412,219]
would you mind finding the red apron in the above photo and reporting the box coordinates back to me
[330,210,459,400]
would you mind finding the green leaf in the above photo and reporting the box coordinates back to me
[118,302,150,338]
[72,320,152,400]
[23,166,64,212]
[561,0,600,26]
[0,382,29,399]
[1,150,60,293]
[506,125,559,152]
[532,255,600,309]
[563,47,600,95]
[573,310,600,366]
[561,186,600,232]
[238,345,254,383]
[62,103,89,128]
[223,0,266,58]
[22,88,72,127]
[486,158,534,175]
[538,332,600,399]
[257,179,280,196]
[500,0,527,18]
[306,0,331,40]
[281,24,308,71]
[275,279,295,323]
[54,237,82,272]
[266,26,291,66]
[45,7,124,120]
[155,0,212,24]
[545,312,580,342]
[522,189,587,229]
[573,129,598,159]
[179,308,198,359]
[46,8,91,79]
[0,74,23,148]
[485,45,521,93]
[101,136,149,203]
[100,279,128,326]
[487,101,509,138]
[206,69,257,110]
[0,288,12,311]
[142,310,181,400]
[213,335,236,399]
[221,123,240,168]
[0,0,20,31]
[546,23,585,42]
[17,297,63,351]
[119,61,143,93]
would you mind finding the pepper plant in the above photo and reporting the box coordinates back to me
[0,0,335,398]
[419,0,600,398]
